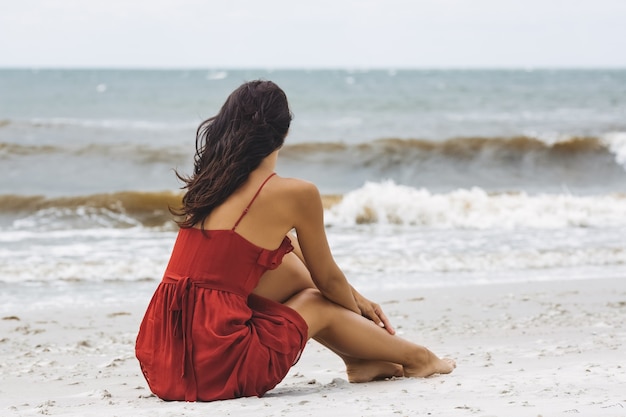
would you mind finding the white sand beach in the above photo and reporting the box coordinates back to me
[1,276,624,417]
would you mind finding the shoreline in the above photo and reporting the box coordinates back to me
[1,276,625,416]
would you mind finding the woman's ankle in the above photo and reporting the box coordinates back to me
[346,360,403,383]
[403,348,445,378]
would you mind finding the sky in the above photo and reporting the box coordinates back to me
[1,0,625,69]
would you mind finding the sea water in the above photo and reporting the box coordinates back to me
[1,69,625,312]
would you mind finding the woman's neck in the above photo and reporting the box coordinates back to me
[256,149,279,173]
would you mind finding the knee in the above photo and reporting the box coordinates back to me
[286,288,333,338]
[285,288,327,315]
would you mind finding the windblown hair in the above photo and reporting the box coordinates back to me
[173,80,292,228]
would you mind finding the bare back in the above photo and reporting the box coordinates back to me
[197,170,299,250]
[197,166,349,307]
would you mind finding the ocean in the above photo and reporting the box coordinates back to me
[1,68,625,312]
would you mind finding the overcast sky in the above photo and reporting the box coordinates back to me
[1,0,625,68]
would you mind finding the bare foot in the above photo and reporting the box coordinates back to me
[436,358,456,374]
[403,349,456,378]
[346,360,404,383]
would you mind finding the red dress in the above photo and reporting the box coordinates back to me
[135,174,308,401]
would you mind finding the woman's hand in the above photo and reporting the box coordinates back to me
[351,287,395,335]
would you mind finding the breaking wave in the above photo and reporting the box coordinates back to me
[2,182,625,231]
[281,134,626,171]
[0,191,183,230]
[325,181,626,229]
[0,191,342,231]
[4,134,625,173]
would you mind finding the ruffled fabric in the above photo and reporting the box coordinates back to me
[136,229,307,402]
[256,236,294,270]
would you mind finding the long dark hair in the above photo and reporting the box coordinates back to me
[173,80,292,228]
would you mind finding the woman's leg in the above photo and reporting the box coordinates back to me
[314,336,404,382]
[286,289,456,378]
[254,252,402,381]
[254,250,454,380]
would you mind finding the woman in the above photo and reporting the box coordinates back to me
[135,80,455,402]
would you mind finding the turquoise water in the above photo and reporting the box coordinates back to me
[2,69,625,142]
[0,69,625,301]
[1,69,626,196]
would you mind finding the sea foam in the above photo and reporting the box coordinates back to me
[604,132,626,169]
[326,181,626,229]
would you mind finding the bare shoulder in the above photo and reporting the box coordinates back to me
[273,176,320,200]
[270,176,323,221]
[269,176,324,234]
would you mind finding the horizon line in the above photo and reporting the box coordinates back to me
[1,65,626,71]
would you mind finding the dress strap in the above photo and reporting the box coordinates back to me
[232,173,276,231]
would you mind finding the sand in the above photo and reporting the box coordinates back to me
[1,276,625,417]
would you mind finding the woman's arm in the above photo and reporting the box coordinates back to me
[288,228,395,334]
[350,286,395,334]
[291,181,360,315]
